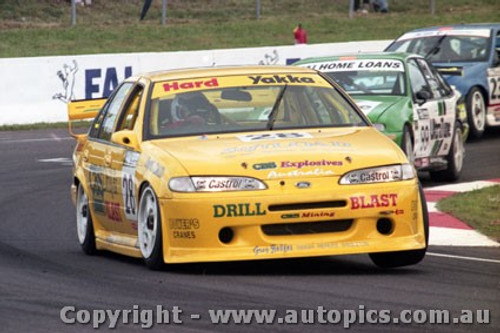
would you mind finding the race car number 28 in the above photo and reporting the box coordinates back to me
[122,173,137,220]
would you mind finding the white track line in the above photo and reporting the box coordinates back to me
[427,252,500,264]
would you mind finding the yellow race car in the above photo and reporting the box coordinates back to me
[69,65,428,270]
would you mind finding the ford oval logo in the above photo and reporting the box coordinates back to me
[295,181,311,189]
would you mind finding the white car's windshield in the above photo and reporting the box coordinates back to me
[388,35,490,62]
[146,74,367,138]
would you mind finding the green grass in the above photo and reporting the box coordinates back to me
[437,185,500,242]
[0,120,91,131]
[1,0,499,58]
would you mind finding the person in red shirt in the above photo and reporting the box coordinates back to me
[293,23,307,44]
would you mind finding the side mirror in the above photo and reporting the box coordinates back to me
[415,90,432,106]
[111,130,140,151]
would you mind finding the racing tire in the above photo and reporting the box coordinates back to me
[76,184,97,255]
[466,87,486,139]
[401,125,415,165]
[429,121,464,182]
[138,185,164,270]
[369,184,428,268]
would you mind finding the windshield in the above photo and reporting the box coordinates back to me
[300,59,406,96]
[146,73,367,139]
[325,70,406,96]
[388,34,490,62]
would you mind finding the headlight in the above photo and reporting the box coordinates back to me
[373,123,386,132]
[169,176,267,192]
[339,164,415,185]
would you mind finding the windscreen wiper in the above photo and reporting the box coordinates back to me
[266,84,288,130]
[424,35,447,58]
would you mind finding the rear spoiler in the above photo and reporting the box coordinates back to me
[67,98,106,138]
[434,66,464,77]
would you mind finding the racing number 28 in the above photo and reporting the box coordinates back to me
[123,174,136,215]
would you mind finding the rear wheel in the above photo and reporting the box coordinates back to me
[466,87,486,139]
[76,184,97,255]
[369,184,428,268]
[138,185,164,270]
[429,122,464,182]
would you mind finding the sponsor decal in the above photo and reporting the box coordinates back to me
[173,231,196,239]
[353,170,398,183]
[221,140,352,155]
[302,60,404,72]
[104,201,122,222]
[281,159,342,169]
[169,218,200,230]
[213,203,266,218]
[297,240,369,250]
[163,78,218,92]
[145,158,165,178]
[267,168,334,179]
[194,178,258,191]
[89,165,105,213]
[169,218,199,239]
[258,50,279,65]
[237,132,312,142]
[301,211,335,218]
[85,65,133,99]
[252,162,277,170]
[281,213,300,219]
[282,211,335,219]
[350,194,398,209]
[253,244,293,256]
[248,75,315,85]
[430,118,452,140]
[124,151,140,167]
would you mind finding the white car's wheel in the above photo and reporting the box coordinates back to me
[138,185,164,270]
[430,122,464,182]
[76,184,96,255]
[466,87,486,139]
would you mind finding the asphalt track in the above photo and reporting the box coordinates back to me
[0,127,499,332]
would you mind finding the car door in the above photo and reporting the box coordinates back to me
[85,82,135,233]
[108,84,145,234]
[416,58,456,158]
[407,58,453,164]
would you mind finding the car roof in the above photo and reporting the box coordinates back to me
[294,51,421,64]
[125,65,317,83]
[404,23,500,32]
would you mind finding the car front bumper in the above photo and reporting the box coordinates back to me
[159,178,426,263]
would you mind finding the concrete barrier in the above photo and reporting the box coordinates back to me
[0,40,390,125]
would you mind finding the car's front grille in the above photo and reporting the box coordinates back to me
[268,201,347,211]
[261,219,353,236]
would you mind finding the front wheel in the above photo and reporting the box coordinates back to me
[401,125,414,165]
[369,184,428,268]
[138,185,164,270]
[429,122,464,182]
[76,184,97,255]
[466,87,486,139]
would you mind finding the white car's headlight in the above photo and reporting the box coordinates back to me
[169,176,267,192]
[339,164,415,185]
